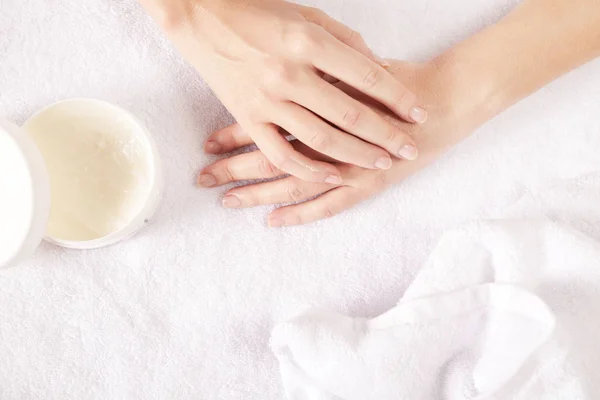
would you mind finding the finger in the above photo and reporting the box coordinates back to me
[222,176,335,209]
[268,186,365,227]
[198,139,340,188]
[248,123,343,184]
[301,7,389,67]
[272,103,393,170]
[312,30,427,124]
[197,150,285,188]
[205,123,299,154]
[289,73,419,161]
[204,124,255,154]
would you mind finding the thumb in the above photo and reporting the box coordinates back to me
[300,6,389,67]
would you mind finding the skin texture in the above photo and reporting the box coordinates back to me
[140,0,426,184]
[199,0,600,227]
[199,61,476,227]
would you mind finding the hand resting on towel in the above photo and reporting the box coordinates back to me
[140,0,425,184]
[198,0,600,226]
[198,60,481,227]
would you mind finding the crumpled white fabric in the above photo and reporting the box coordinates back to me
[272,174,600,399]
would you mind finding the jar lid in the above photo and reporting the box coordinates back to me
[0,118,51,269]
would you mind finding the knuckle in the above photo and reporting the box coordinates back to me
[346,29,363,45]
[309,131,330,150]
[262,61,295,95]
[394,89,416,111]
[384,126,400,145]
[269,153,290,171]
[257,157,279,177]
[285,184,305,203]
[242,96,269,123]
[321,205,336,219]
[341,107,361,131]
[221,163,235,183]
[362,67,380,89]
[284,24,319,58]
[244,110,262,125]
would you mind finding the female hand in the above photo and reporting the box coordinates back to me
[198,59,487,226]
[141,0,426,184]
[196,0,600,226]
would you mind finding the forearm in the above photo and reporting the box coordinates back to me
[441,0,600,121]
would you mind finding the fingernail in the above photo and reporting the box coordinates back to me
[375,55,391,68]
[205,141,222,154]
[198,174,217,187]
[398,145,418,161]
[374,156,392,170]
[222,194,242,208]
[409,107,428,124]
[268,217,285,228]
[324,175,343,185]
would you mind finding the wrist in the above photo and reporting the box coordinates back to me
[380,57,495,185]
[428,49,506,130]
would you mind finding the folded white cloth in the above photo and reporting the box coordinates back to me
[272,174,600,399]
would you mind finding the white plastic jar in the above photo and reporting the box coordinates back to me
[0,99,163,268]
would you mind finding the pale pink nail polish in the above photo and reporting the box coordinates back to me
[325,175,343,185]
[409,107,428,124]
[222,194,242,208]
[374,156,392,170]
[198,174,217,187]
[398,145,418,161]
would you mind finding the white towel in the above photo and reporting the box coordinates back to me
[272,174,600,399]
[2,0,600,399]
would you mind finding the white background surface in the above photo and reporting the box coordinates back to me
[1,0,600,398]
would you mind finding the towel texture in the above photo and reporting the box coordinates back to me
[272,175,600,399]
[1,0,600,399]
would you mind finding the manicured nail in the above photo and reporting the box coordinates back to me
[268,217,285,228]
[374,156,392,170]
[398,145,418,161]
[198,174,217,187]
[409,107,428,124]
[324,175,343,185]
[375,55,391,68]
[222,194,242,208]
[205,141,222,154]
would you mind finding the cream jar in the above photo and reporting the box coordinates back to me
[0,99,163,268]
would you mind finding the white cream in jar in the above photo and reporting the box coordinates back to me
[0,98,162,267]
